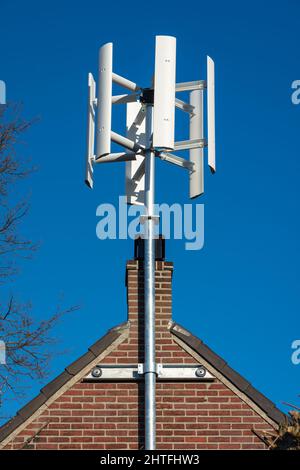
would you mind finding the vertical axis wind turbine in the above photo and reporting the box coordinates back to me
[85,36,216,450]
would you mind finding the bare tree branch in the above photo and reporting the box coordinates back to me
[0,104,79,420]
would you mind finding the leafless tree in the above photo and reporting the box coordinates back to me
[0,104,35,278]
[0,104,77,418]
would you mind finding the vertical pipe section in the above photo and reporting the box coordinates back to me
[144,104,156,450]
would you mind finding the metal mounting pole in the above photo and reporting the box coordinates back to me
[144,102,156,450]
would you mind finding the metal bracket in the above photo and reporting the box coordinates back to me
[112,93,140,104]
[85,364,214,381]
[140,88,154,105]
[174,138,206,151]
[111,131,145,153]
[139,215,160,225]
[95,152,137,164]
[175,98,195,115]
[159,152,194,171]
[176,80,207,92]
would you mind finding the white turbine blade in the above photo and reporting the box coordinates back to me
[153,35,176,151]
[96,42,113,158]
[85,73,96,189]
[207,56,216,173]
[189,89,204,198]
[126,102,146,205]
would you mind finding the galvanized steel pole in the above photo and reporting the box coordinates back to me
[144,103,156,450]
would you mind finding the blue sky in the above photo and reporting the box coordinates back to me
[0,0,299,420]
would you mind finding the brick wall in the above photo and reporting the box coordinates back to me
[3,259,275,450]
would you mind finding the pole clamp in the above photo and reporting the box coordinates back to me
[139,215,160,225]
[138,363,162,376]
